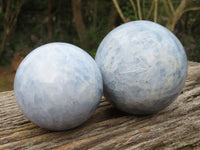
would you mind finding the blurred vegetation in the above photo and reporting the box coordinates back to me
[0,0,200,67]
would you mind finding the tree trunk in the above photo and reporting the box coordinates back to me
[154,0,158,22]
[0,0,3,12]
[167,0,175,14]
[0,0,25,59]
[112,0,126,23]
[166,0,187,32]
[92,0,97,31]
[72,0,86,49]
[107,5,118,30]
[145,0,154,20]
[136,0,142,20]
[0,31,8,59]
[162,0,171,18]
[48,0,53,41]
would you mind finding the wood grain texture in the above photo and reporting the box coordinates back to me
[0,61,200,150]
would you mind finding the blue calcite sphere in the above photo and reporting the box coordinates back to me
[95,20,187,115]
[14,42,103,131]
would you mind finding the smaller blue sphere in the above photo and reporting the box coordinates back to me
[14,42,103,131]
[95,21,188,115]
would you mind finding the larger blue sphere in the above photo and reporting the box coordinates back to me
[14,42,103,131]
[95,21,187,115]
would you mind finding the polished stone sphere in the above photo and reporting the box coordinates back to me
[95,20,187,115]
[14,42,103,131]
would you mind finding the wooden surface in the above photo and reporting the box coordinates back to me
[0,61,200,150]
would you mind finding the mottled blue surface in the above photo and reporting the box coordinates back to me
[95,21,188,115]
[14,42,103,131]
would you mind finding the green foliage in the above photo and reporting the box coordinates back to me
[0,0,200,65]
[81,0,113,52]
[122,1,138,20]
[10,4,17,10]
[87,48,97,58]
[177,32,200,62]
[0,10,4,17]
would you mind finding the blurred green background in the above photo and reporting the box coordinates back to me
[0,0,200,91]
